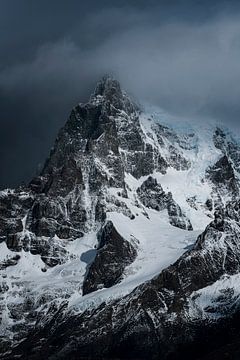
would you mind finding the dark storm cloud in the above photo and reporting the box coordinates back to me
[1,0,240,188]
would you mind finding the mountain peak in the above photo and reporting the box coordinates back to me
[90,75,138,115]
[5,74,240,360]
[93,75,121,97]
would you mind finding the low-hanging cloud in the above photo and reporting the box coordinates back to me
[1,2,240,188]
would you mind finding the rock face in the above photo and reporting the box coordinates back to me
[1,77,240,359]
[137,176,193,230]
[206,155,239,196]
[82,221,137,295]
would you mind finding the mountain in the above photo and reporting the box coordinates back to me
[1,76,240,359]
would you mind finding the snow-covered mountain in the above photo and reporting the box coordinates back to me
[1,76,240,359]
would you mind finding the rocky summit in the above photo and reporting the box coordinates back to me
[1,77,240,359]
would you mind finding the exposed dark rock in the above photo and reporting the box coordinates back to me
[137,176,168,211]
[137,176,193,230]
[213,127,240,173]
[205,198,213,211]
[206,155,239,195]
[0,255,20,270]
[82,221,137,295]
[0,191,33,238]
[187,196,198,210]
[205,154,239,213]
[167,196,193,230]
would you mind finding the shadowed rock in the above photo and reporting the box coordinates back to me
[137,176,193,230]
[82,221,137,295]
[206,155,239,196]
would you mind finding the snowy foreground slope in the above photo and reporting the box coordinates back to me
[1,77,240,359]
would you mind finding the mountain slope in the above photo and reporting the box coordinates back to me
[1,77,240,359]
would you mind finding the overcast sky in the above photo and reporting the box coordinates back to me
[1,0,240,188]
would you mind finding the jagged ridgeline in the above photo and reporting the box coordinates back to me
[1,76,240,359]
